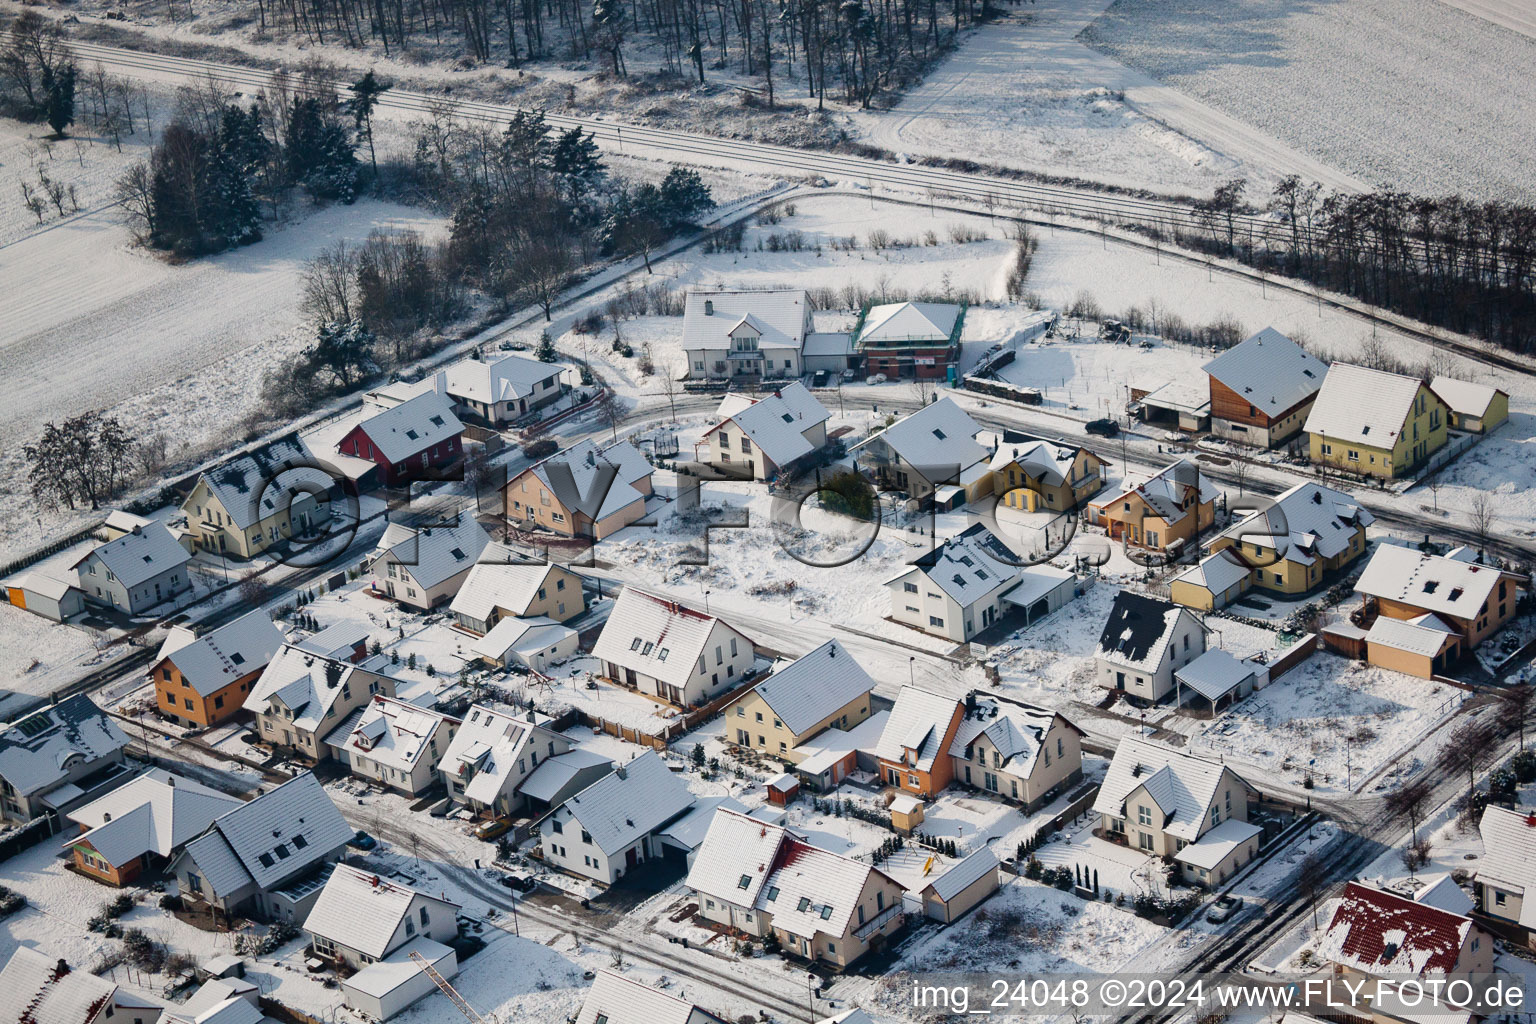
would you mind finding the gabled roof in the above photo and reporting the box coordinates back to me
[470,616,576,666]
[163,978,264,1024]
[852,398,987,476]
[155,610,285,696]
[1431,376,1506,420]
[1096,592,1199,671]
[1366,614,1458,658]
[857,301,961,345]
[71,519,191,590]
[685,806,800,909]
[591,587,747,688]
[182,773,351,895]
[193,433,331,532]
[445,352,563,405]
[450,556,568,622]
[439,704,561,806]
[352,389,463,464]
[988,436,1089,484]
[1092,738,1253,842]
[1475,805,1536,924]
[683,289,810,352]
[63,769,240,866]
[1414,874,1474,916]
[291,620,370,660]
[525,439,653,522]
[948,693,1079,778]
[302,863,460,960]
[1320,881,1474,976]
[517,749,612,805]
[872,685,963,773]
[1216,482,1374,568]
[0,946,119,1024]
[893,524,1021,607]
[1202,327,1327,417]
[1169,550,1252,595]
[7,570,77,602]
[324,696,458,775]
[1093,459,1216,526]
[559,751,694,856]
[1355,544,1518,622]
[372,509,490,591]
[741,640,874,736]
[576,970,728,1024]
[1174,649,1259,702]
[0,694,129,798]
[922,847,999,902]
[1172,818,1263,870]
[705,382,831,467]
[245,644,392,733]
[1304,363,1434,447]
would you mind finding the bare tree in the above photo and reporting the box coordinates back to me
[1384,776,1433,849]
[1499,682,1536,750]
[659,362,680,423]
[594,389,624,442]
[1297,853,1329,932]
[510,233,574,321]
[1468,492,1495,551]
[113,163,156,242]
[301,241,360,326]
[1439,718,1499,804]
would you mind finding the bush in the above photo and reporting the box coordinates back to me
[523,437,559,461]
[158,893,183,913]
[0,885,25,919]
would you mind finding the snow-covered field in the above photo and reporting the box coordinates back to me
[1080,0,1536,201]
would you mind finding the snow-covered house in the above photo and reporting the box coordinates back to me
[1095,591,1207,703]
[851,398,990,506]
[3,570,85,622]
[516,749,613,813]
[71,517,193,614]
[1092,737,1260,888]
[503,438,655,540]
[292,620,371,663]
[449,554,585,634]
[303,863,460,971]
[686,807,905,967]
[1172,648,1265,711]
[181,433,333,560]
[160,977,272,1024]
[1087,458,1218,558]
[872,685,966,798]
[438,704,573,817]
[576,970,729,1024]
[1473,804,1536,946]
[1432,376,1509,434]
[683,289,814,381]
[1355,545,1525,673]
[989,434,1108,512]
[0,947,160,1024]
[915,847,1001,923]
[337,388,464,488]
[171,772,353,924]
[1202,327,1327,447]
[152,609,285,728]
[701,382,832,482]
[854,301,963,381]
[244,643,396,761]
[592,587,757,706]
[948,693,1084,811]
[720,639,874,762]
[62,768,241,887]
[442,351,566,426]
[1305,363,1449,479]
[325,696,461,796]
[0,694,131,825]
[540,750,695,885]
[1320,881,1492,982]
[470,617,580,673]
[367,509,490,610]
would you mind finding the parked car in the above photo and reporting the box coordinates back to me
[499,873,537,893]
[865,373,888,385]
[1207,895,1243,922]
[474,817,514,841]
[349,830,378,851]
[812,369,830,387]
[841,368,856,381]
[1085,418,1120,438]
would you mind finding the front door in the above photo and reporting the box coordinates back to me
[626,848,638,868]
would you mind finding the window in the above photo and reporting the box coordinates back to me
[766,886,779,902]
[405,919,415,936]
[819,905,833,919]
[1496,891,1508,906]
[1137,805,1152,826]
[581,830,593,844]
[293,834,308,849]
[904,582,918,593]
[797,897,811,912]
[737,706,745,717]
[929,616,944,627]
[738,874,751,889]
[876,891,884,910]
[552,819,563,834]
[730,638,738,657]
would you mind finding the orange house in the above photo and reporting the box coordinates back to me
[1088,458,1218,558]
[872,686,965,798]
[152,610,284,728]
[63,769,241,887]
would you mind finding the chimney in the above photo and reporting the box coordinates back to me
[53,959,70,981]
[131,524,142,536]
[615,765,627,781]
[434,370,448,395]
[704,300,714,316]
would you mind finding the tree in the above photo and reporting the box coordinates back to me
[0,12,73,122]
[286,96,358,201]
[547,127,604,209]
[592,0,628,77]
[1499,682,1536,749]
[1439,719,1498,804]
[1384,776,1433,849]
[1468,492,1495,552]
[510,233,573,320]
[658,167,714,225]
[301,241,360,326]
[594,389,624,441]
[535,330,557,362]
[305,319,374,389]
[608,184,669,272]
[660,362,680,422]
[348,70,390,177]
[44,61,76,138]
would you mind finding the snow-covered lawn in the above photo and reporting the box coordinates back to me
[0,605,118,719]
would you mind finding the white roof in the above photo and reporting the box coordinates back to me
[1172,819,1262,870]
[72,518,191,590]
[450,558,568,622]
[858,302,961,345]
[1138,378,1211,416]
[923,847,1000,902]
[64,769,240,866]
[873,686,962,773]
[0,946,119,1024]
[1174,649,1259,702]
[591,587,746,688]
[325,696,458,775]
[657,795,752,852]
[1304,362,1429,447]
[440,705,560,806]
[559,751,694,856]
[577,970,725,1024]
[246,644,392,733]
[948,694,1077,778]
[372,509,490,590]
[1431,376,1504,419]
[302,863,459,959]
[1000,564,1077,610]
[792,711,890,774]
[165,978,264,1024]
[683,289,810,352]
[194,433,331,532]
[0,694,130,798]
[1355,544,1516,622]
[7,570,76,601]
[517,749,612,805]
[707,382,831,466]
[290,621,370,660]
[526,438,652,522]
[156,611,285,697]
[988,437,1084,484]
[1366,614,1457,658]
[180,773,351,897]
[1476,805,1536,924]
[892,524,1021,608]
[1414,873,1474,916]
[742,640,874,736]
[470,616,576,664]
[1171,551,1251,595]
[852,398,987,474]
[445,352,563,405]
[1093,738,1253,843]
[1094,459,1216,527]
[802,332,854,358]
[342,937,454,1000]
[354,389,462,464]
[1202,328,1327,417]
[1217,482,1374,568]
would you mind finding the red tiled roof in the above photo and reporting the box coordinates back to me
[1321,882,1472,976]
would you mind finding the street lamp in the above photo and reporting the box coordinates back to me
[908,656,915,685]
[703,589,711,615]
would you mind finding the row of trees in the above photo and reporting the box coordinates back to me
[23,413,138,511]
[1185,176,1536,356]
[0,12,79,136]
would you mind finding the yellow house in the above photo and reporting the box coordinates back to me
[182,434,333,560]
[1355,544,1525,660]
[989,436,1107,512]
[1087,458,1217,557]
[504,438,654,540]
[1304,364,1449,479]
[721,640,874,762]
[449,552,585,634]
[1432,376,1509,434]
[948,693,1085,811]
